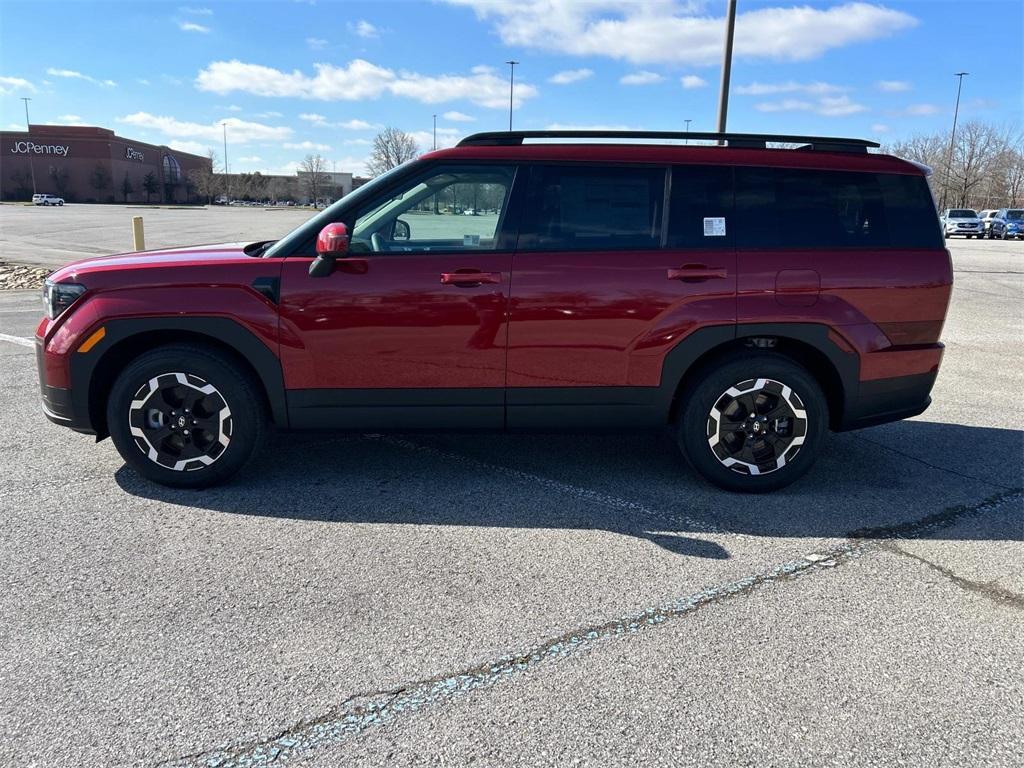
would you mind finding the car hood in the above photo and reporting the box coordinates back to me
[49,242,255,282]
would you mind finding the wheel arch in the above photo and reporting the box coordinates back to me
[663,323,857,430]
[73,317,288,438]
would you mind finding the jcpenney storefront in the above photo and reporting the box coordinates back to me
[1,124,210,203]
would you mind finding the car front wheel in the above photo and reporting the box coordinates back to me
[107,344,268,488]
[676,354,828,493]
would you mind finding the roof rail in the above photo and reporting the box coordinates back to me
[457,130,879,153]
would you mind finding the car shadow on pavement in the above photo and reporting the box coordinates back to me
[114,419,1023,559]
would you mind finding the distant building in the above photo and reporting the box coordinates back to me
[1,124,211,203]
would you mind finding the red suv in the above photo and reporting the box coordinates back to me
[36,131,951,492]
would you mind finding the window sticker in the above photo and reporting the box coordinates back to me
[703,217,726,237]
[463,234,481,247]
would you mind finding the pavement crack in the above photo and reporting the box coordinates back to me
[162,488,1022,768]
[848,433,1016,491]
[880,541,1024,610]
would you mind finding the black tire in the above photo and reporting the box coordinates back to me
[106,344,268,488]
[675,354,828,493]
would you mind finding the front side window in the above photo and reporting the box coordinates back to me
[350,164,516,254]
[1005,209,1024,221]
[518,165,665,251]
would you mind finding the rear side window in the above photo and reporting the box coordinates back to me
[518,165,665,250]
[734,167,941,249]
[667,165,734,249]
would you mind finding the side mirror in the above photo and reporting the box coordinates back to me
[393,219,411,241]
[310,222,350,278]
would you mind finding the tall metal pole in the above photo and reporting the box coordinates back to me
[684,118,692,144]
[506,60,519,131]
[715,0,738,144]
[222,122,229,201]
[21,97,36,194]
[939,72,968,212]
[433,114,437,150]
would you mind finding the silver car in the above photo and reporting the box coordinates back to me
[940,208,982,238]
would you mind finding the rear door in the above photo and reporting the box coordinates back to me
[505,163,737,427]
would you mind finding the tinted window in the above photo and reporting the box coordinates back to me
[735,168,941,249]
[667,165,733,249]
[518,165,664,250]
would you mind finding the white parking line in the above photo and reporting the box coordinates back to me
[0,333,34,348]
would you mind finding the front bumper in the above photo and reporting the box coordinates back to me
[36,340,95,434]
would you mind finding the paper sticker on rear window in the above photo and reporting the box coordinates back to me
[703,217,726,237]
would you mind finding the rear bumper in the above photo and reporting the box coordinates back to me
[838,371,936,430]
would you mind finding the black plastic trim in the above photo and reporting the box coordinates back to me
[840,372,936,430]
[287,387,503,430]
[458,130,878,152]
[67,317,288,435]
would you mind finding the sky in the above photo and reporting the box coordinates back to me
[1,0,1021,177]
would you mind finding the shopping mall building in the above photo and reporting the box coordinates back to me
[0,124,211,203]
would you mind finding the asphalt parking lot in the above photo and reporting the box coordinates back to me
[0,214,1021,766]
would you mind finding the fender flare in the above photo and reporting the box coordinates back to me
[71,316,288,434]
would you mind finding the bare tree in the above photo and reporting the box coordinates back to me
[188,149,221,204]
[90,162,112,201]
[300,153,329,204]
[121,173,133,203]
[366,127,419,177]
[49,166,71,199]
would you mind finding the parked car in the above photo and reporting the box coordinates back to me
[979,209,999,237]
[991,208,1024,240]
[36,129,951,493]
[32,194,64,206]
[940,208,983,238]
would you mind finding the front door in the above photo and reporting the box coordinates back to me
[278,163,519,429]
[506,163,737,427]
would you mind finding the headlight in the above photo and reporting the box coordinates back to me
[43,280,86,320]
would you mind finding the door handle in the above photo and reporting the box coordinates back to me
[667,265,728,282]
[441,271,502,286]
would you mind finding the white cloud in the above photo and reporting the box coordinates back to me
[300,114,375,130]
[443,110,476,122]
[343,138,373,146]
[306,37,328,50]
[905,103,939,115]
[195,59,538,109]
[226,104,242,112]
[236,155,263,163]
[445,1,917,64]
[117,112,292,143]
[0,75,35,95]
[545,123,637,131]
[877,80,911,92]
[756,94,867,116]
[410,127,461,150]
[300,112,327,123]
[548,68,593,85]
[349,20,379,38]
[4,122,26,131]
[45,68,116,86]
[179,21,211,33]
[180,6,213,15]
[167,140,212,155]
[620,71,663,86]
[135,78,151,86]
[338,118,374,130]
[256,111,283,118]
[55,114,87,125]
[284,140,332,151]
[680,75,707,89]
[870,123,890,133]
[736,81,846,96]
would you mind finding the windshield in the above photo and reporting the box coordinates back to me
[949,209,978,218]
[263,162,413,258]
[1005,210,1024,221]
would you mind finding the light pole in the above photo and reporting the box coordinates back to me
[939,72,969,212]
[222,122,229,201]
[506,60,519,131]
[684,118,692,144]
[433,114,437,150]
[715,0,737,144]
[20,97,36,194]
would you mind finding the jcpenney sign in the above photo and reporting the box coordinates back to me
[125,146,144,162]
[10,140,69,157]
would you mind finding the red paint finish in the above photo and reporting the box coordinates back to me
[277,255,511,389]
[36,243,284,387]
[737,247,952,380]
[507,248,736,388]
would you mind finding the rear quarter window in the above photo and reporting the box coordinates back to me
[734,167,941,250]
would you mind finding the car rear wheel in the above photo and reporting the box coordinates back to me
[107,344,268,488]
[676,354,828,493]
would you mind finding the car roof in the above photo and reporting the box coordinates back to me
[423,143,928,175]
